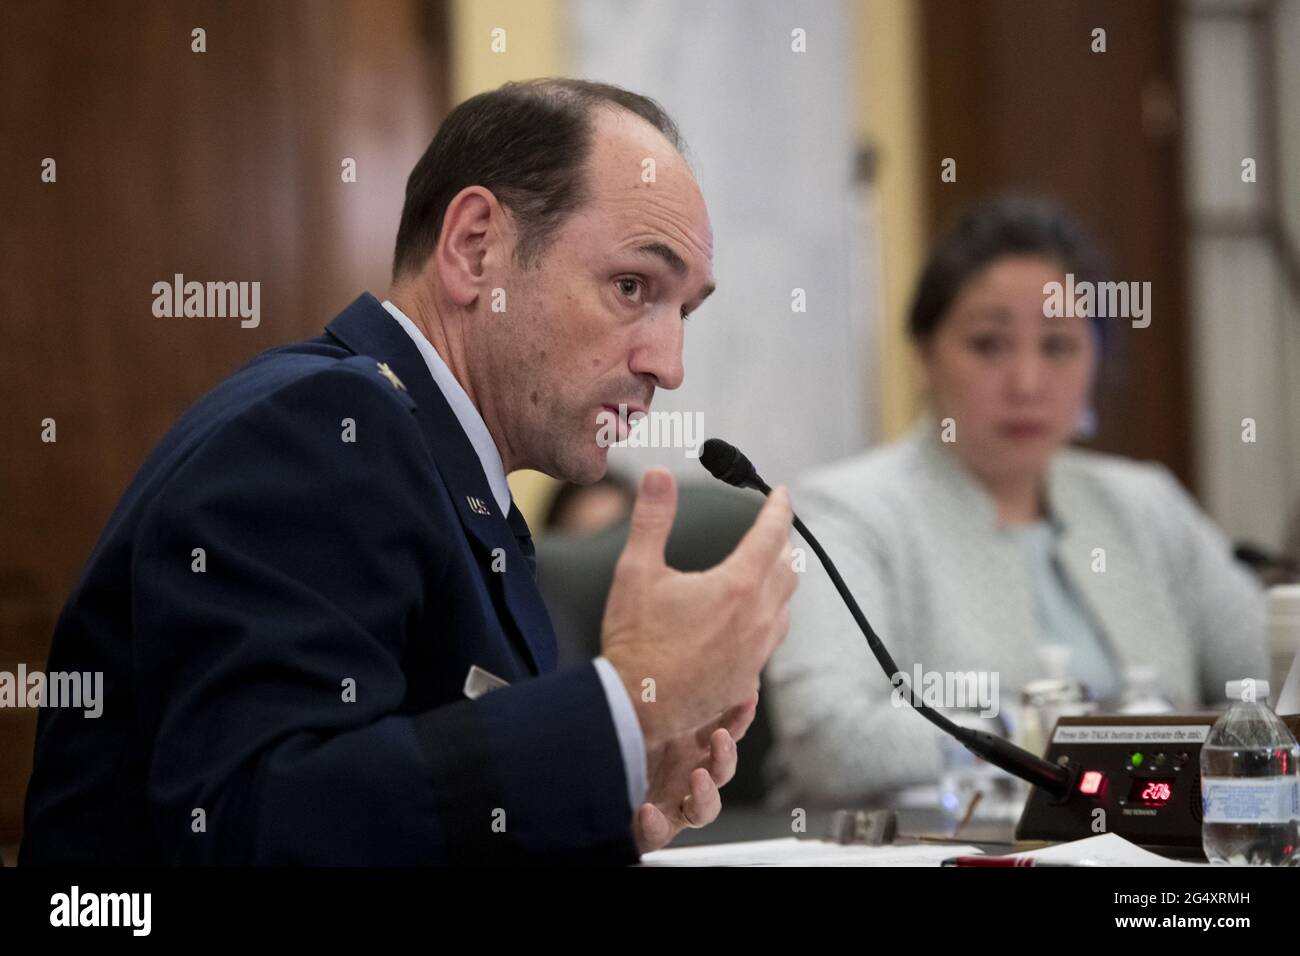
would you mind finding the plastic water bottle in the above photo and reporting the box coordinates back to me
[1201,679,1300,865]
[937,708,1024,832]
[1017,645,1094,756]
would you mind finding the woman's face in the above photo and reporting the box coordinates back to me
[918,254,1097,486]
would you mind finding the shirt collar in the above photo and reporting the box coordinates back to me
[381,299,512,517]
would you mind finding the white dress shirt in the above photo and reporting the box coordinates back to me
[381,299,648,812]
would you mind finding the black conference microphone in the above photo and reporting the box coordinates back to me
[699,437,1076,801]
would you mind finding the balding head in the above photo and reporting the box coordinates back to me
[393,78,687,278]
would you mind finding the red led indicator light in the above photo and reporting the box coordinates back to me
[1079,770,1104,795]
[1140,781,1172,805]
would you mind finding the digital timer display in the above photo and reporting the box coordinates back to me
[1128,777,1175,806]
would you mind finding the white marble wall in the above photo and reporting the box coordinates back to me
[569,0,873,485]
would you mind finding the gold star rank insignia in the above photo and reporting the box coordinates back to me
[376,362,406,391]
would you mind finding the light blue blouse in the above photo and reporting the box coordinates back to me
[1006,519,1122,702]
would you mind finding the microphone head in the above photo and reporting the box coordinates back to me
[700,438,758,489]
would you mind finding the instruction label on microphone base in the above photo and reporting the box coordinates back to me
[1050,725,1211,745]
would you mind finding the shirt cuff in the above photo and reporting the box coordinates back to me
[592,656,648,810]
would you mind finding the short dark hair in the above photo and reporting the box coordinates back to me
[908,194,1111,348]
[392,78,684,279]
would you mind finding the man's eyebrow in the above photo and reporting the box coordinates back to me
[635,241,688,276]
[634,241,716,306]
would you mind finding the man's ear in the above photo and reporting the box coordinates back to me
[434,185,510,308]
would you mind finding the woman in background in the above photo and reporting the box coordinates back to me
[766,195,1266,806]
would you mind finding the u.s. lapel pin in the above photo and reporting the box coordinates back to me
[376,361,406,391]
[466,495,491,516]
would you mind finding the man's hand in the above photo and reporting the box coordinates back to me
[633,695,757,853]
[603,468,795,748]
[601,467,796,849]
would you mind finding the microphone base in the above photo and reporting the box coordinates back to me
[1012,712,1300,850]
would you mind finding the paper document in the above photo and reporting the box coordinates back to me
[641,837,981,867]
[1007,833,1201,867]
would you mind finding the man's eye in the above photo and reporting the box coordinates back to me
[616,278,644,302]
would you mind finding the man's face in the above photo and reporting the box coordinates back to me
[476,108,715,484]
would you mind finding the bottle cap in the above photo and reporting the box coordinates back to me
[1225,679,1270,701]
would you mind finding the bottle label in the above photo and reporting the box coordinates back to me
[1201,777,1300,824]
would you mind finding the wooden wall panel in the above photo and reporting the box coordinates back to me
[0,0,449,847]
[919,0,1193,486]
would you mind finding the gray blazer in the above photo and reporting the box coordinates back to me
[766,423,1267,805]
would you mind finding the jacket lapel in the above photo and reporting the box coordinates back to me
[1047,460,1190,706]
[323,293,557,675]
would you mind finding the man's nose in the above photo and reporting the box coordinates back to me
[630,310,685,391]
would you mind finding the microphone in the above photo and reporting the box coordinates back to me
[699,440,771,494]
[699,437,1075,801]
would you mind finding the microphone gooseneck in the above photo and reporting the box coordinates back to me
[700,437,1074,801]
